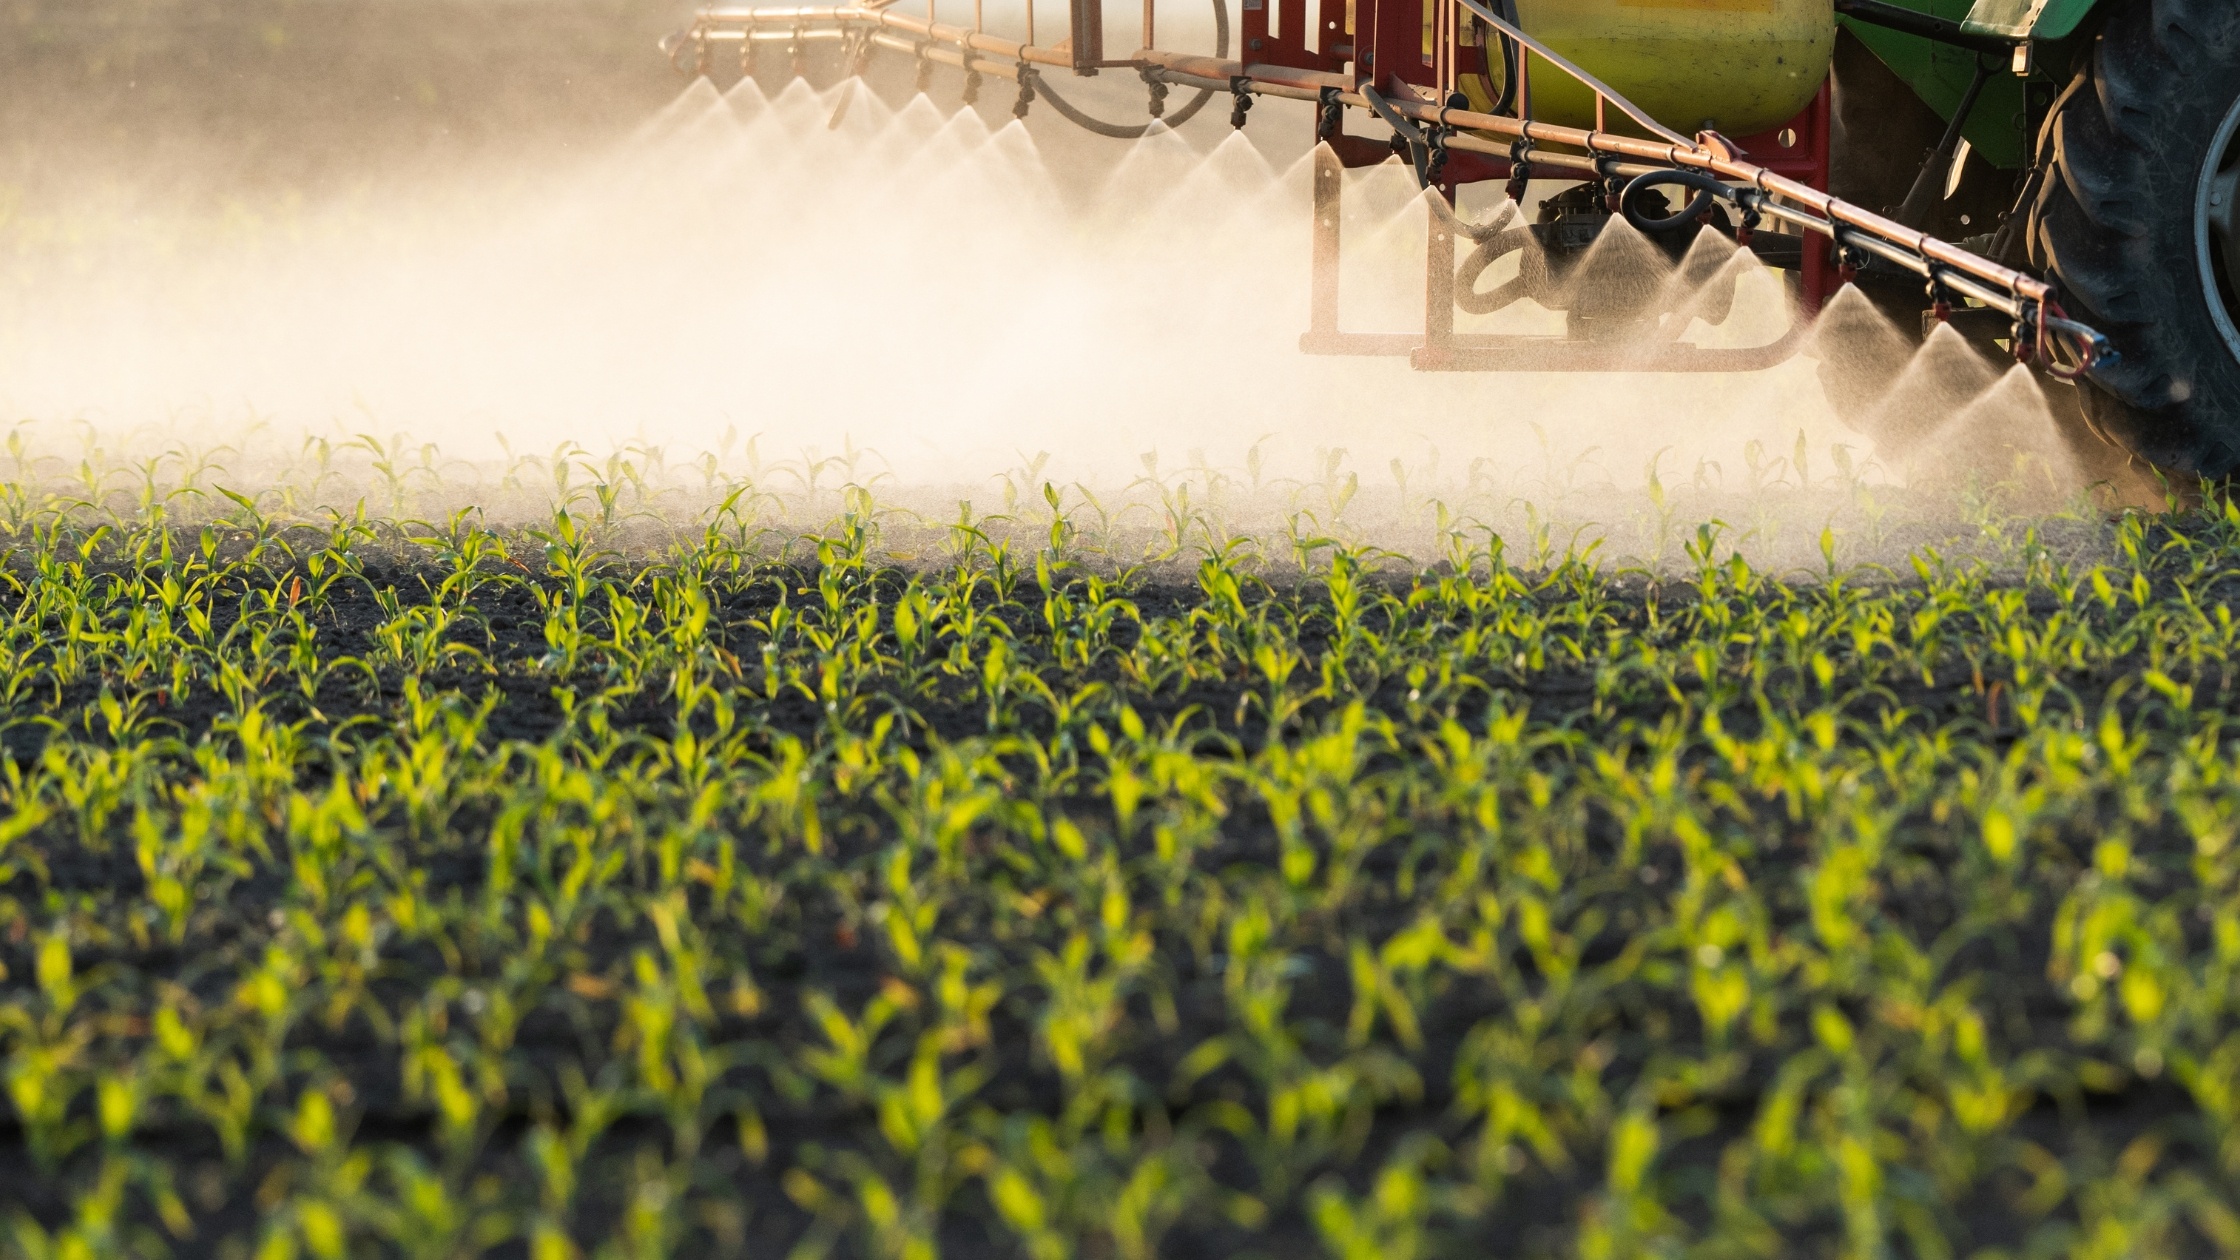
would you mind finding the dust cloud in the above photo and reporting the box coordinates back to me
[0,0,2161,557]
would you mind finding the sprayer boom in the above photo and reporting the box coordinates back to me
[665,0,2111,378]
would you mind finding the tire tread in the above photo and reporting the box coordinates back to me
[2030,0,2240,477]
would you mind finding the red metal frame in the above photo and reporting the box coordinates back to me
[1728,83,1835,313]
[1250,0,1836,313]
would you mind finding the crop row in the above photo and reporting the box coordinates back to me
[1,475,2235,1258]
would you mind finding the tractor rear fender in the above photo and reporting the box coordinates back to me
[1960,0,2103,41]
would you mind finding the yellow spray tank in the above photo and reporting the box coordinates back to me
[1455,0,1836,138]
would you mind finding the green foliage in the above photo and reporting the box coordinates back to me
[4,439,2240,1257]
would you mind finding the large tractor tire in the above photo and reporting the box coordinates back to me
[2030,0,2240,478]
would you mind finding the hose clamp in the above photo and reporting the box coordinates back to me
[1925,265,1955,326]
[1617,169,1728,235]
[1593,156,1627,213]
[1144,66,1171,119]
[1506,137,1532,206]
[1424,99,1460,188]
[1316,86,1342,144]
[1833,232,1868,286]
[1732,187,1763,247]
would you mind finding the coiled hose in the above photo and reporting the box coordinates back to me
[1431,194,1534,315]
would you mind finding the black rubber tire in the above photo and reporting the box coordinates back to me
[2030,0,2240,477]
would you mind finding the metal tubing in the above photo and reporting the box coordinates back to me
[681,0,2101,366]
[692,12,1998,307]
[705,27,850,39]
[1153,67,1323,101]
[1374,95,2048,308]
[1830,223,2033,316]
[1440,138,1656,181]
[1941,271,2019,314]
[1225,63,2054,311]
[1828,227,1928,276]
[869,30,1022,76]
[695,5,2053,311]
[707,6,1077,69]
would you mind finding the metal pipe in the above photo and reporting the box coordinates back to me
[700,6,854,18]
[701,27,851,40]
[683,0,2110,369]
[1140,52,2049,307]
[1242,61,1354,91]
[1941,270,2021,314]
[868,30,1022,76]
[1362,91,2054,307]
[1830,226,1932,279]
[715,6,1078,69]
[1152,66,1321,100]
[688,3,2065,319]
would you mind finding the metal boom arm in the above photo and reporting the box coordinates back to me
[667,0,2112,376]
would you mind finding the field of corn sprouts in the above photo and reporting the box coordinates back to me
[6,433,2240,1259]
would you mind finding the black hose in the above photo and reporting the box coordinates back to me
[1486,30,1517,117]
[1468,1,1519,119]
[1455,228,1533,313]
[1429,190,1519,244]
[1620,169,1729,234]
[1026,0,1227,138]
[1429,196,1530,313]
[1360,84,1435,187]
